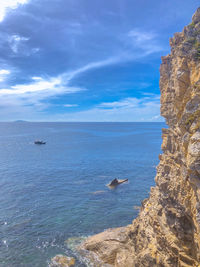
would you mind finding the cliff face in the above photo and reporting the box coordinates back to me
[79,8,200,267]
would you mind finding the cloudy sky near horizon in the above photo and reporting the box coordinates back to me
[0,0,199,122]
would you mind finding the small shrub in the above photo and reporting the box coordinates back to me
[189,21,196,28]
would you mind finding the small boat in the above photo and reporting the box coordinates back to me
[34,140,46,145]
[108,178,128,187]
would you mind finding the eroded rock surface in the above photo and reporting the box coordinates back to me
[50,255,75,267]
[79,7,200,267]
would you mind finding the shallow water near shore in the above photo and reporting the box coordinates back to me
[0,122,164,266]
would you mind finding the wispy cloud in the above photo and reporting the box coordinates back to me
[98,95,161,110]
[62,56,125,82]
[9,35,29,53]
[127,29,164,55]
[98,98,140,109]
[128,30,156,42]
[61,29,165,82]
[64,104,78,107]
[49,95,163,122]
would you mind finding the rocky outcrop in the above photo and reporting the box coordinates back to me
[50,255,75,267]
[79,7,200,267]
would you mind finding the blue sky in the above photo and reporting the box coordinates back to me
[0,0,199,121]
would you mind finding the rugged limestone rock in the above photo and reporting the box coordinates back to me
[79,227,131,267]
[79,7,200,267]
[50,255,75,267]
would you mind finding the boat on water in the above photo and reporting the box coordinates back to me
[34,140,46,145]
[107,178,128,187]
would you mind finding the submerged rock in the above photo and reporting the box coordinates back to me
[78,7,200,267]
[50,255,75,267]
[92,190,106,195]
[133,205,141,210]
[65,236,87,251]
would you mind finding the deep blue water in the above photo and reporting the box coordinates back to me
[0,122,164,266]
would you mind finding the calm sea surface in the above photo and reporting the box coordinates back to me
[0,122,165,266]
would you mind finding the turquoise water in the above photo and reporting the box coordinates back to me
[0,122,164,266]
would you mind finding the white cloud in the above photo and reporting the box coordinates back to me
[64,104,78,107]
[0,76,84,102]
[0,73,85,114]
[0,77,61,95]
[151,114,162,120]
[0,69,10,75]
[0,69,10,82]
[0,0,29,22]
[32,76,42,81]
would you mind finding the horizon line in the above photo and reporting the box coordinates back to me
[0,121,165,123]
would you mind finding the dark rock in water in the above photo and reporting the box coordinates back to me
[108,178,128,187]
[50,255,75,267]
[34,140,46,145]
[109,178,119,186]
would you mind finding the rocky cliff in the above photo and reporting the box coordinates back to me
[79,8,200,267]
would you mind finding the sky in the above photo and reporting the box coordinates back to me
[0,0,199,122]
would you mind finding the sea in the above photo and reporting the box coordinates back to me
[0,122,165,266]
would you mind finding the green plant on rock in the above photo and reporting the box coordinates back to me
[186,37,196,44]
[193,121,200,132]
[194,41,200,59]
[185,110,200,127]
[185,115,195,126]
[189,21,196,28]
[193,84,200,91]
